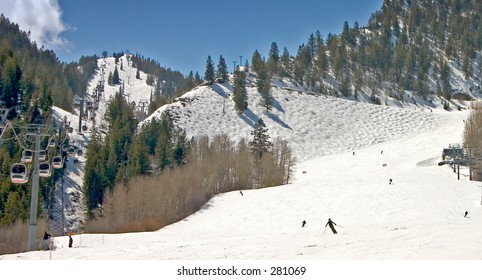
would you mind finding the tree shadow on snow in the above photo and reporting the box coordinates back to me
[266,111,291,129]
[272,97,285,113]
[210,83,232,98]
[239,108,259,128]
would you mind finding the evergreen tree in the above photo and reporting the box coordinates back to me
[249,118,271,160]
[1,192,28,226]
[173,128,188,166]
[155,111,175,170]
[204,55,215,84]
[280,47,291,77]
[0,53,22,108]
[108,71,113,86]
[126,137,150,177]
[257,62,273,112]
[112,65,120,84]
[186,71,196,89]
[232,69,248,113]
[340,76,351,97]
[216,55,228,82]
[146,74,155,86]
[84,131,107,210]
[267,42,280,76]
[307,33,317,58]
[194,71,202,84]
[314,44,328,78]
[251,50,264,75]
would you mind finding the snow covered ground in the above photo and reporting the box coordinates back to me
[7,107,479,261]
[2,56,481,279]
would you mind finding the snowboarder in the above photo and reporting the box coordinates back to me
[464,211,468,218]
[301,220,306,227]
[389,178,393,185]
[43,231,51,250]
[325,218,338,234]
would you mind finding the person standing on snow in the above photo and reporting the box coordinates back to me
[325,218,338,234]
[301,220,306,227]
[43,231,51,250]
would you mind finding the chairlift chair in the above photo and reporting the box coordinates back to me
[52,156,63,169]
[39,162,51,177]
[10,163,29,184]
[21,150,33,163]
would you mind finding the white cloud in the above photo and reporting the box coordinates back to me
[0,0,73,51]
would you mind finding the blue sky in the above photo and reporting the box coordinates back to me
[1,0,384,75]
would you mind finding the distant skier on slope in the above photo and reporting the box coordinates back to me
[389,178,393,185]
[68,234,73,248]
[43,231,51,250]
[464,211,468,218]
[325,218,338,234]
[302,220,306,227]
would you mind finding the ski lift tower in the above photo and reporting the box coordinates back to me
[25,125,53,251]
[137,99,149,122]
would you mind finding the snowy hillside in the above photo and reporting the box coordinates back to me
[86,54,154,131]
[143,77,451,162]
[2,74,481,263]
[42,55,156,233]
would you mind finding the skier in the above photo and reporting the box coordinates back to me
[68,234,73,248]
[325,218,338,234]
[43,231,51,250]
[389,178,393,185]
[301,220,306,227]
[240,191,243,196]
[464,211,468,218]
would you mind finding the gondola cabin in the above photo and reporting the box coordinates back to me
[48,138,56,148]
[11,163,29,184]
[67,147,76,156]
[39,150,47,161]
[21,150,33,163]
[52,156,63,169]
[39,162,51,177]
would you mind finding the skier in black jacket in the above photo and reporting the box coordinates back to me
[325,218,338,234]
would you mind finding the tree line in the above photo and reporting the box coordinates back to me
[203,0,482,107]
